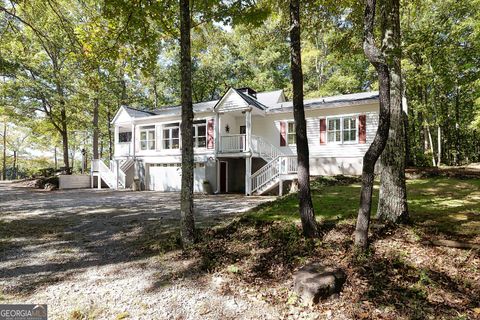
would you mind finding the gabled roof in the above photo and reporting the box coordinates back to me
[111,105,156,124]
[213,87,266,112]
[232,88,267,111]
[256,89,286,105]
[124,106,156,117]
[267,91,379,113]
[112,89,379,123]
[149,100,217,116]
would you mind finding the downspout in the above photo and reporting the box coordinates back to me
[214,109,220,194]
[245,106,253,196]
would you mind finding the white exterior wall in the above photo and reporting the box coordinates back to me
[120,112,217,162]
[251,102,379,175]
[112,100,379,190]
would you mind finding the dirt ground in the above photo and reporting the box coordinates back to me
[0,184,277,319]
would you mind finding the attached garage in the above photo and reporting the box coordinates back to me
[147,163,206,192]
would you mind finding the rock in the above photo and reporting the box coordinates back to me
[44,182,57,191]
[293,263,346,304]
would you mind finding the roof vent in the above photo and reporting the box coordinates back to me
[237,87,257,99]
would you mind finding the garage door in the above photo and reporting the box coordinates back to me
[147,163,205,192]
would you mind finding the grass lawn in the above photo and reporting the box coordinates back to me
[185,175,480,319]
[248,176,480,239]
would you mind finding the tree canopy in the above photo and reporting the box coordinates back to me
[0,0,478,174]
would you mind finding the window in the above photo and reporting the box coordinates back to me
[118,131,132,143]
[343,117,357,142]
[140,126,156,150]
[287,122,296,145]
[327,118,341,143]
[163,123,180,149]
[193,120,207,148]
[327,116,357,144]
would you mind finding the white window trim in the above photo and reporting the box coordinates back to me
[325,114,359,145]
[326,117,342,145]
[286,120,296,146]
[140,127,156,151]
[162,122,181,150]
[193,120,207,149]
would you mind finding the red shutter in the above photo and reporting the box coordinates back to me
[319,118,326,145]
[207,119,214,149]
[280,121,286,146]
[359,115,366,144]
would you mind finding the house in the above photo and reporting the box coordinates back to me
[92,87,379,195]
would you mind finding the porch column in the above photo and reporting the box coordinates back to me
[114,126,119,146]
[214,112,220,154]
[131,122,136,157]
[245,107,252,195]
[115,159,120,190]
[245,107,252,152]
[245,156,252,196]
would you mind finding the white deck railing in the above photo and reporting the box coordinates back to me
[92,159,125,189]
[251,155,298,193]
[251,157,280,193]
[280,155,298,174]
[219,134,246,153]
[115,143,132,157]
[251,135,281,161]
[109,160,126,188]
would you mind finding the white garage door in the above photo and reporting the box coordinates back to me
[147,164,205,192]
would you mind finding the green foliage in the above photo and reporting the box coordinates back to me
[247,176,480,237]
[0,0,478,166]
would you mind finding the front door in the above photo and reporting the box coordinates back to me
[219,161,228,193]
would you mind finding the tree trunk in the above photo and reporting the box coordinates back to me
[58,84,70,174]
[13,150,17,180]
[376,0,408,224]
[107,106,113,160]
[153,82,159,109]
[454,85,460,165]
[2,121,6,180]
[99,138,104,159]
[92,96,99,159]
[426,122,436,167]
[289,0,319,238]
[354,0,391,250]
[61,128,70,174]
[179,0,195,247]
[437,125,441,166]
[54,147,57,170]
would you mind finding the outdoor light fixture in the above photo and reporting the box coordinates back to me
[225,124,230,133]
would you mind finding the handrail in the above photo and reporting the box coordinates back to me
[250,155,298,194]
[219,134,246,153]
[251,156,280,193]
[251,135,281,161]
[279,155,298,174]
[110,160,126,188]
[92,159,125,189]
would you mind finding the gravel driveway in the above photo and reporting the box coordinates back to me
[0,183,277,319]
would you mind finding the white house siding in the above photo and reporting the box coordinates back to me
[216,90,249,111]
[112,99,379,192]
[114,108,134,124]
[133,112,215,158]
[251,103,379,175]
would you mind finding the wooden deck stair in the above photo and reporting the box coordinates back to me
[91,159,127,190]
[250,137,297,195]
